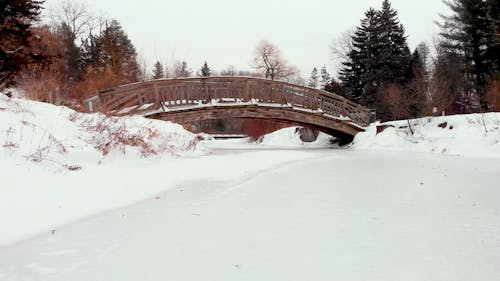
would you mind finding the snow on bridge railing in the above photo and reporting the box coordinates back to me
[83,77,371,126]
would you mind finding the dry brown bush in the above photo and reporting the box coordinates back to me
[15,26,66,104]
[80,116,162,157]
[492,79,500,112]
[381,84,411,121]
[72,66,122,101]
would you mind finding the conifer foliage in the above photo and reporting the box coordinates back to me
[87,20,140,83]
[76,19,141,97]
[339,1,411,120]
[200,61,211,77]
[319,66,331,90]
[0,0,44,89]
[438,0,499,110]
[152,61,165,79]
[308,67,319,88]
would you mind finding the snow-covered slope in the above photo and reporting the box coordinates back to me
[353,113,500,158]
[0,95,204,245]
[0,95,202,169]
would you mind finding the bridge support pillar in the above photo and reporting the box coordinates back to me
[296,127,320,142]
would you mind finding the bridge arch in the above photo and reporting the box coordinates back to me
[84,77,370,142]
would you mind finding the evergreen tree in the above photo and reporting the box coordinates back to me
[100,20,140,82]
[308,67,319,88]
[339,8,379,102]
[57,22,82,84]
[319,66,331,90]
[486,0,499,74]
[0,0,44,89]
[81,32,102,70]
[339,1,410,120]
[200,61,211,77]
[180,61,191,77]
[377,0,411,85]
[152,61,165,79]
[439,0,497,110]
[371,0,411,119]
[82,19,140,84]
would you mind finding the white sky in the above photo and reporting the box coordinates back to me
[43,0,450,77]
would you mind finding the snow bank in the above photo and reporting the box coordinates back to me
[257,127,334,147]
[0,94,203,170]
[0,94,209,245]
[353,113,500,158]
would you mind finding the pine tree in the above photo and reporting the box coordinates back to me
[57,22,82,84]
[372,0,411,119]
[308,67,319,88]
[180,61,192,77]
[200,61,211,77]
[486,0,499,74]
[339,1,410,120]
[0,0,44,89]
[82,19,140,84]
[377,0,411,85]
[439,0,496,110]
[152,61,165,79]
[339,8,379,101]
[81,32,102,69]
[319,66,331,90]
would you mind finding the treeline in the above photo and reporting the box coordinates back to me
[1,0,499,119]
[0,0,295,107]
[1,0,143,106]
[324,0,499,121]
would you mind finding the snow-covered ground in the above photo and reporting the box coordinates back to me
[353,114,500,157]
[1,95,499,280]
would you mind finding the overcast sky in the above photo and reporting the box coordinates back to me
[43,0,450,77]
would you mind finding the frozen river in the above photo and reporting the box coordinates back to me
[1,141,499,281]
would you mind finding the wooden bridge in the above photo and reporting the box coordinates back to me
[84,77,370,142]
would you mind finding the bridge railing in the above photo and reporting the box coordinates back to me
[85,77,370,126]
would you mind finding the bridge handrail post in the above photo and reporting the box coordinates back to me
[245,79,250,102]
[342,99,348,117]
[204,79,210,104]
[153,82,160,108]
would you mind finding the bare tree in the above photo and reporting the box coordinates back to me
[250,40,297,80]
[381,84,411,121]
[416,41,431,75]
[330,29,354,62]
[136,54,150,82]
[48,0,103,43]
[428,42,468,115]
[171,61,192,78]
[220,65,237,76]
[282,70,305,85]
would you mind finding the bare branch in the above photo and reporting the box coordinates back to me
[250,40,297,80]
[330,29,354,62]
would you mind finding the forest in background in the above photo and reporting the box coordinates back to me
[0,0,499,121]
